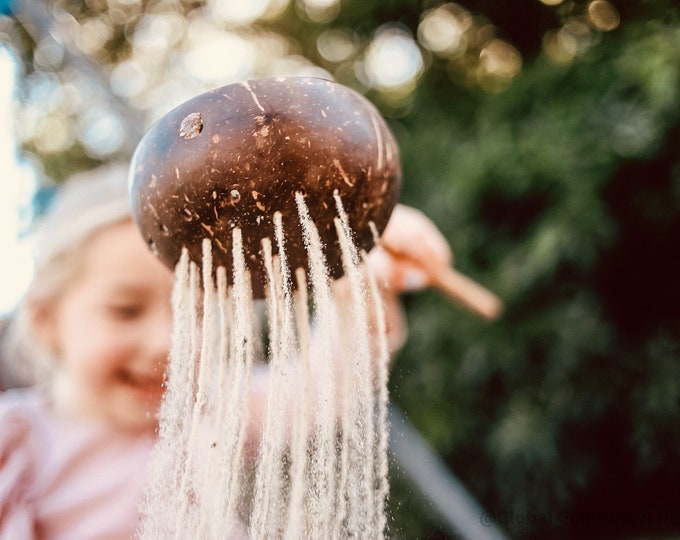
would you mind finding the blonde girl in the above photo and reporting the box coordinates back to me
[0,163,174,538]
[0,163,451,539]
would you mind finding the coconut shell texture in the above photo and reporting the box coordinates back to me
[129,77,402,297]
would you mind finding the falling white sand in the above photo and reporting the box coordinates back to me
[140,194,391,539]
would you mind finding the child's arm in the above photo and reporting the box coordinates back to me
[369,204,453,294]
[369,204,503,322]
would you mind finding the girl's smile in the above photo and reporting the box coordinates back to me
[115,366,166,400]
[36,219,174,433]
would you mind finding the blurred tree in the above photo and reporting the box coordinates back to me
[393,14,680,539]
[2,0,680,538]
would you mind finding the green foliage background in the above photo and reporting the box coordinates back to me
[3,1,680,538]
[390,16,680,540]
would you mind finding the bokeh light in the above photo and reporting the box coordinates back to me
[479,39,522,79]
[110,59,148,99]
[181,23,256,84]
[75,16,114,55]
[317,28,358,64]
[208,0,272,27]
[587,0,620,32]
[297,0,341,24]
[418,3,472,57]
[364,25,423,91]
[540,0,620,64]
[78,106,125,157]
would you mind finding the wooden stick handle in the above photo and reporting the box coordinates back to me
[428,265,503,321]
[379,242,503,321]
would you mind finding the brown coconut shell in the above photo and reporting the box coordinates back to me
[129,77,402,297]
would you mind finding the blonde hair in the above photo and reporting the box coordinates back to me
[2,162,133,387]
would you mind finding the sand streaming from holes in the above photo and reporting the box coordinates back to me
[139,194,391,539]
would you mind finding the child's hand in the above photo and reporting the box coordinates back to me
[368,204,503,321]
[367,204,453,294]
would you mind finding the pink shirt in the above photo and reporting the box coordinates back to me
[0,387,154,539]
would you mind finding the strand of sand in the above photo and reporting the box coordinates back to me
[207,264,233,534]
[367,220,395,537]
[139,249,191,539]
[177,240,219,538]
[271,211,299,536]
[251,234,293,537]
[176,256,199,536]
[284,267,311,539]
[364,249,391,538]
[333,192,376,537]
[221,228,257,532]
[295,192,337,538]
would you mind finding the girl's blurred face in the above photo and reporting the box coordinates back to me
[39,219,174,433]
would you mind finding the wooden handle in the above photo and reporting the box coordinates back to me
[428,265,503,321]
[379,243,503,321]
